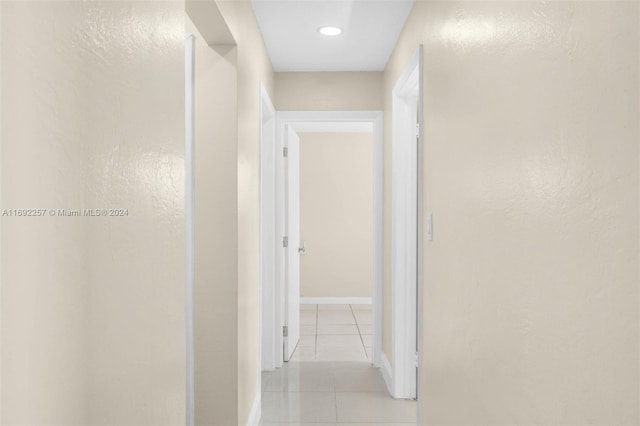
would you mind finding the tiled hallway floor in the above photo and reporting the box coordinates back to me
[260,304,416,425]
[294,304,372,362]
[260,361,416,425]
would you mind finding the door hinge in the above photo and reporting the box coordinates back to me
[282,236,289,247]
[414,352,419,368]
[283,147,288,157]
[283,326,288,337]
[415,123,420,139]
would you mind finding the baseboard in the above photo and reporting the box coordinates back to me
[380,352,393,396]
[247,390,261,426]
[300,297,372,305]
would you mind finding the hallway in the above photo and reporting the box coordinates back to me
[1,1,638,425]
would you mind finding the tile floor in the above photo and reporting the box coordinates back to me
[260,304,417,425]
[294,304,372,362]
[260,361,416,425]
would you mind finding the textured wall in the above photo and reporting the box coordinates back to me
[187,15,239,426]
[215,1,276,424]
[1,3,89,422]
[275,72,383,111]
[385,1,639,423]
[83,3,186,423]
[1,1,186,424]
[299,133,373,299]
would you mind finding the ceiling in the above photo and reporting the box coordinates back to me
[251,0,415,72]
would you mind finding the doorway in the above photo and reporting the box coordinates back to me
[259,111,416,425]
[269,111,384,369]
[293,128,375,363]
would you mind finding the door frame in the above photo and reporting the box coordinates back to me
[390,46,423,400]
[259,83,278,372]
[264,110,384,368]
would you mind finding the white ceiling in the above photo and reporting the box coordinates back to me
[251,0,415,72]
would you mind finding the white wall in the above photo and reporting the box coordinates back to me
[385,1,639,423]
[299,132,373,299]
[1,1,186,424]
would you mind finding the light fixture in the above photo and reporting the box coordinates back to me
[318,26,343,36]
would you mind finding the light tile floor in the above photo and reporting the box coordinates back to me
[261,362,416,425]
[294,304,372,362]
[260,304,417,425]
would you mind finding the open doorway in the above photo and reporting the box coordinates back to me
[272,111,384,368]
[291,126,375,363]
[258,111,416,424]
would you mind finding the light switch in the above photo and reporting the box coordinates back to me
[426,212,433,241]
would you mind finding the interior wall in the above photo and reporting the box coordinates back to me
[80,2,186,424]
[1,1,186,425]
[187,16,239,426]
[275,72,383,111]
[385,1,639,424]
[299,132,373,299]
[215,1,276,424]
[1,2,88,422]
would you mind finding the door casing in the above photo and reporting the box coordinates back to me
[259,82,277,371]
[390,45,423,401]
[263,111,385,368]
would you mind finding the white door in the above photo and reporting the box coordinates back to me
[284,125,301,361]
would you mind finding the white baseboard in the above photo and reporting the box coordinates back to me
[300,297,372,305]
[247,390,261,426]
[380,352,393,396]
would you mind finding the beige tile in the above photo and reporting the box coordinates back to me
[261,391,337,423]
[316,324,359,335]
[357,324,372,334]
[298,335,316,347]
[266,368,335,391]
[335,392,416,424]
[331,361,373,370]
[333,367,386,392]
[353,310,372,325]
[262,370,275,391]
[349,304,372,311]
[316,347,368,362]
[300,304,317,311]
[289,346,315,362]
[316,334,364,349]
[318,304,351,311]
[317,310,356,325]
[300,310,317,325]
[300,324,316,336]
[361,334,372,346]
[283,361,334,370]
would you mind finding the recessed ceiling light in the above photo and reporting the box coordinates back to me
[318,26,343,36]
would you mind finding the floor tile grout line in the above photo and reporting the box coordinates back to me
[314,304,319,360]
[333,371,339,424]
[349,304,369,358]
